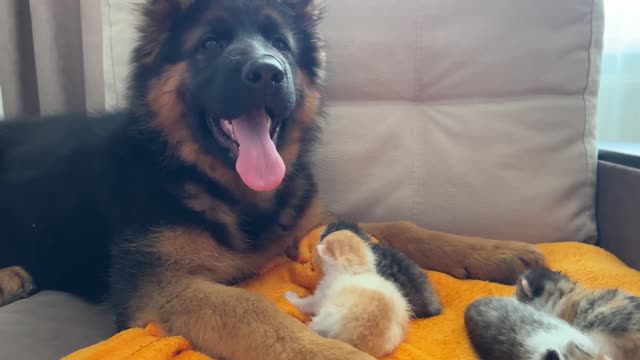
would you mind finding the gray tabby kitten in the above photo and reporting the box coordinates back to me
[465,297,609,360]
[321,220,442,318]
[516,267,640,359]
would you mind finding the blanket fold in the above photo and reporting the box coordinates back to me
[64,228,640,360]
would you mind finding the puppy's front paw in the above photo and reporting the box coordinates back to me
[464,240,545,285]
[0,266,37,307]
[301,337,375,360]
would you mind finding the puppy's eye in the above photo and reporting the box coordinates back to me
[272,37,290,52]
[200,36,227,51]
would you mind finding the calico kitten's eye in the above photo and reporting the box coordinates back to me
[200,36,227,51]
[272,37,290,52]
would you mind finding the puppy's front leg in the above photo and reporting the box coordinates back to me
[360,221,545,284]
[125,274,373,360]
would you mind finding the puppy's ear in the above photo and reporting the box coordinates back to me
[142,0,193,30]
[282,0,324,22]
[136,0,195,63]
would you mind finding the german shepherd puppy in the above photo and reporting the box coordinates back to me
[0,0,544,358]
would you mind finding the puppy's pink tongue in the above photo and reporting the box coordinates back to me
[232,110,285,192]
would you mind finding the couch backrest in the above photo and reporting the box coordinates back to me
[102,0,604,244]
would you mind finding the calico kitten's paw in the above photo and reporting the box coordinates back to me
[515,266,570,303]
[0,266,37,307]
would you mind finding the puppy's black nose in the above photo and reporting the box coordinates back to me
[242,57,285,87]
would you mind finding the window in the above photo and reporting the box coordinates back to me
[597,0,640,155]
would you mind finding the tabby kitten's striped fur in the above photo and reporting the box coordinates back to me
[516,267,640,359]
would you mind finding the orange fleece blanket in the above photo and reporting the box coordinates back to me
[64,228,640,360]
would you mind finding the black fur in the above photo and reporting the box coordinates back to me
[0,0,325,322]
[322,220,442,319]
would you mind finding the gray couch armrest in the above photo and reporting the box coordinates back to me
[596,151,640,270]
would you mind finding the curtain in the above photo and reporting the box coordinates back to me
[0,0,104,118]
[597,0,640,143]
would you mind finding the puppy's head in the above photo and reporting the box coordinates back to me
[132,0,326,192]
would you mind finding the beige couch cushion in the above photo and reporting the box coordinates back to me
[102,0,603,244]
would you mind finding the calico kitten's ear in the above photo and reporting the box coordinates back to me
[520,278,534,298]
[542,350,561,360]
[516,267,563,302]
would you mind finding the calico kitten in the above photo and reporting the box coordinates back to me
[321,220,442,318]
[516,267,640,359]
[465,297,610,360]
[285,228,411,357]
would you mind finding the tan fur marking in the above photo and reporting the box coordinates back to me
[183,8,227,51]
[183,25,209,51]
[297,73,322,126]
[146,63,246,194]
[0,266,36,306]
[261,8,295,44]
[182,184,249,250]
[333,288,395,357]
[279,72,321,167]
[152,227,274,283]
[262,8,286,25]
[183,184,234,222]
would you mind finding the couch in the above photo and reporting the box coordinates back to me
[1,0,639,359]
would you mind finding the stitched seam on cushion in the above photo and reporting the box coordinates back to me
[328,93,588,107]
[409,1,424,222]
[580,0,598,244]
[106,0,120,108]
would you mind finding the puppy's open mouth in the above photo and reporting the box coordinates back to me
[206,108,285,192]
[207,108,281,154]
